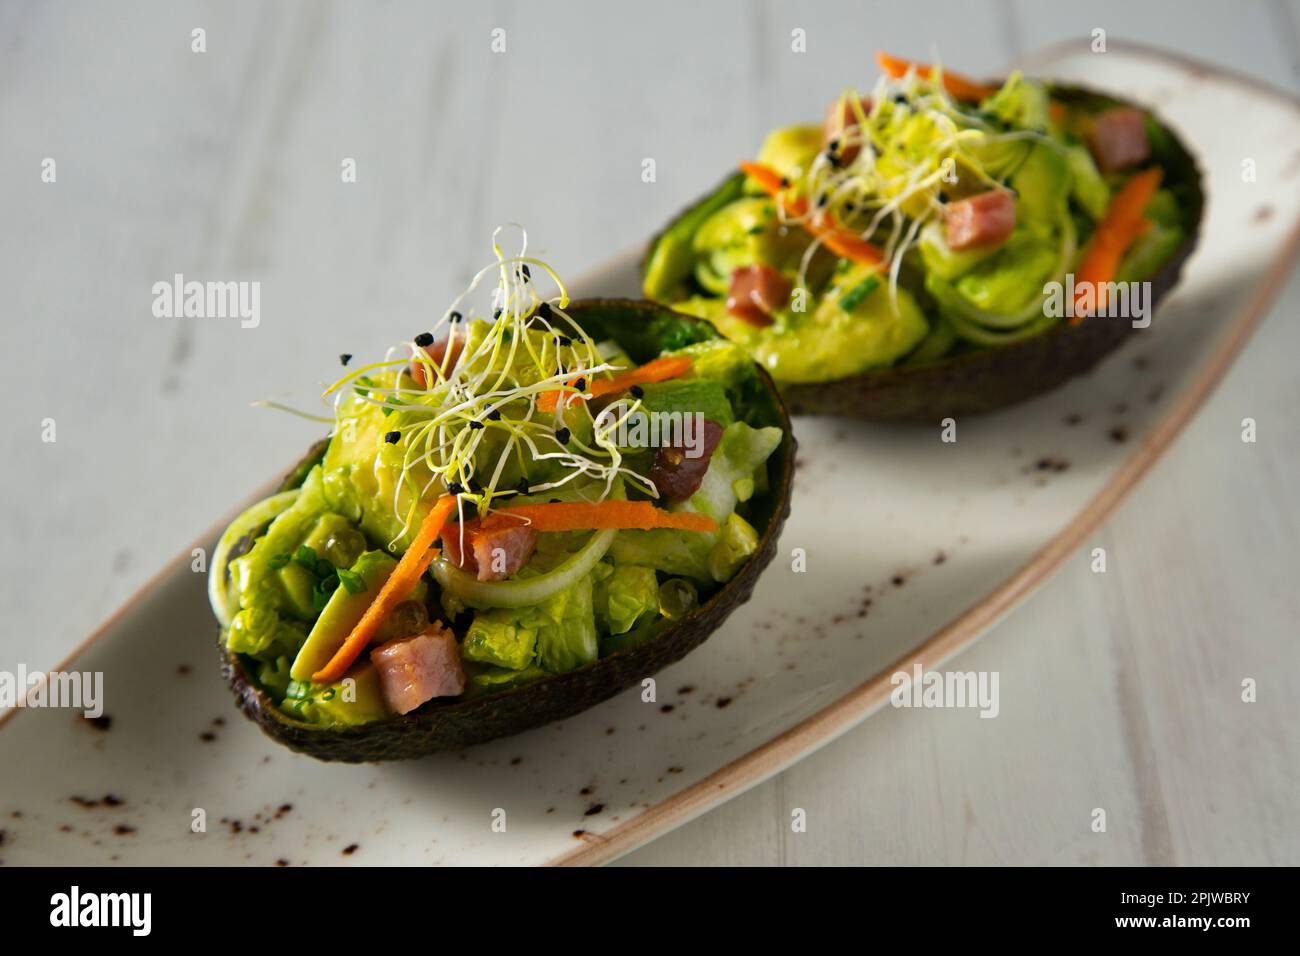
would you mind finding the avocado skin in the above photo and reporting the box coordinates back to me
[218,300,795,762]
[642,84,1205,422]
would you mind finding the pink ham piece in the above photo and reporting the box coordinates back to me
[726,264,792,328]
[649,419,725,502]
[410,335,465,389]
[944,189,1016,250]
[371,624,465,714]
[1086,107,1151,174]
[441,523,538,581]
[823,95,871,164]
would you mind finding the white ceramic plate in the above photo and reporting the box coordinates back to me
[2,41,1297,866]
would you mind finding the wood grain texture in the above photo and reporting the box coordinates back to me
[1,0,1296,865]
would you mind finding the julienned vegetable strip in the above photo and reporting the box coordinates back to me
[311,494,457,683]
[537,355,693,412]
[875,52,999,102]
[1070,167,1163,325]
[472,500,719,534]
[739,161,885,268]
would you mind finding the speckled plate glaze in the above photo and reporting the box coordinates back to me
[1,42,1297,866]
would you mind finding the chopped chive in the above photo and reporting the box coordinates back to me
[337,568,366,595]
[839,275,881,313]
[292,544,319,570]
[268,553,291,570]
[312,574,339,612]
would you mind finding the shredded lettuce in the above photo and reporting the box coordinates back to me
[611,421,781,583]
[593,562,660,635]
[462,573,599,674]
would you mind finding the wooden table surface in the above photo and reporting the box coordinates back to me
[2,0,1296,865]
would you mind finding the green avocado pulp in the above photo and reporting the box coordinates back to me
[643,72,1192,386]
[212,306,788,731]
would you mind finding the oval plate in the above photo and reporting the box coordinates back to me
[0,42,1297,865]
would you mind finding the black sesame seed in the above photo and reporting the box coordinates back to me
[549,498,562,504]
[487,408,502,421]
[630,385,644,399]
[938,191,949,204]
[558,335,572,347]
[816,193,829,208]
[515,477,530,495]
[339,353,352,366]
[779,176,791,189]
[537,303,554,320]
[414,332,434,347]
[449,310,463,323]
[555,427,571,445]
[384,431,401,444]
[893,93,907,105]
[828,138,840,152]
[469,420,484,430]
[574,377,586,391]
[492,309,502,320]
[519,264,531,279]
[447,482,464,495]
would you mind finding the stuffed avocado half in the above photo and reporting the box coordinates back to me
[643,54,1202,421]
[211,238,794,761]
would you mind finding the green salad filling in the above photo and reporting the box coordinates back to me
[644,55,1188,384]
[210,230,783,727]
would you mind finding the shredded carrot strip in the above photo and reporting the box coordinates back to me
[739,162,885,268]
[473,499,718,534]
[876,52,999,102]
[537,356,693,413]
[311,495,457,683]
[1070,168,1163,325]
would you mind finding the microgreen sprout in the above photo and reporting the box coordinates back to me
[295,226,659,547]
[780,63,1059,312]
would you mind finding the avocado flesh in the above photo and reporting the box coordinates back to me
[643,173,746,301]
[673,264,930,384]
[218,299,796,761]
[291,550,399,682]
[641,82,1204,421]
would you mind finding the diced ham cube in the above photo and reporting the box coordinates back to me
[1086,107,1151,174]
[371,624,465,714]
[441,523,538,581]
[410,335,465,388]
[726,264,792,328]
[649,419,725,502]
[944,189,1016,250]
[823,95,871,164]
